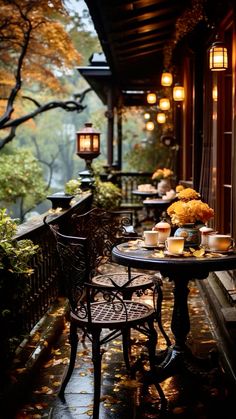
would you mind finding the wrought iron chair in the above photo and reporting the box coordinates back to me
[71,207,171,347]
[47,222,163,419]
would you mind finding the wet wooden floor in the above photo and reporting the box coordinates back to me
[14,277,234,419]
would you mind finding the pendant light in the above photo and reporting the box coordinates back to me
[209,36,228,71]
[145,121,154,131]
[161,71,173,86]
[144,112,150,120]
[157,113,166,124]
[173,84,185,101]
[159,98,170,111]
[146,92,157,104]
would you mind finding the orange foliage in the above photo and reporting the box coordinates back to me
[0,0,81,94]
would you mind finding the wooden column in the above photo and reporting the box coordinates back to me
[106,87,114,167]
[117,105,122,170]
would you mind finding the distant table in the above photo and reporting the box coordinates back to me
[143,197,174,222]
[132,189,160,222]
[112,242,236,381]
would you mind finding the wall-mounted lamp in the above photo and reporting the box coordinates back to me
[159,98,170,111]
[173,84,185,101]
[76,122,100,189]
[145,121,155,131]
[209,37,228,71]
[147,92,157,104]
[161,71,173,87]
[157,112,166,124]
[144,112,151,120]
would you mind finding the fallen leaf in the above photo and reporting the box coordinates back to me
[34,386,53,395]
[193,248,205,257]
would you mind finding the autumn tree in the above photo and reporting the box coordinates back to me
[0,149,48,221]
[0,0,90,149]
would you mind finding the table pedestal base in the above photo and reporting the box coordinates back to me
[153,344,219,383]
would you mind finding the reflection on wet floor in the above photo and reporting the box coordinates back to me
[15,279,233,419]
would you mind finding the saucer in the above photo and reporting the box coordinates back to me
[205,248,235,254]
[140,241,165,249]
[141,244,158,249]
[164,250,184,257]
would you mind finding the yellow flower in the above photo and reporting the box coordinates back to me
[175,184,184,193]
[167,199,214,226]
[152,167,173,180]
[177,188,200,201]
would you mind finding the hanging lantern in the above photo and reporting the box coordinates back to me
[144,112,150,120]
[173,84,185,101]
[159,98,170,111]
[161,71,173,87]
[147,92,157,104]
[209,39,228,71]
[146,121,154,131]
[157,113,166,124]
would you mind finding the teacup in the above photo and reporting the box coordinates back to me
[208,234,235,251]
[143,230,158,246]
[165,237,184,254]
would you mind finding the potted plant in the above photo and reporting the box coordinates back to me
[0,208,39,370]
[167,189,214,247]
[47,178,82,210]
[93,178,122,210]
[152,167,174,196]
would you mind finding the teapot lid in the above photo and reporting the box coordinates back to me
[155,220,170,228]
[199,226,214,233]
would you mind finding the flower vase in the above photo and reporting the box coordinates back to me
[174,223,201,248]
[157,178,171,196]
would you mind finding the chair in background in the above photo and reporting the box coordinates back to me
[71,207,171,347]
[47,222,165,419]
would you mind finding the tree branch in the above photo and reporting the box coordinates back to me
[0,99,86,150]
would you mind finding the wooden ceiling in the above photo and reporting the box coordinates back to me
[84,0,191,95]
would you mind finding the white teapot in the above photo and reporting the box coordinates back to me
[153,220,171,244]
[199,226,215,247]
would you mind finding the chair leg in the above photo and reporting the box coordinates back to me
[58,322,78,401]
[122,328,131,370]
[147,318,158,370]
[154,282,172,347]
[91,329,102,419]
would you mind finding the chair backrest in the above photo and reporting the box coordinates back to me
[48,223,89,312]
[71,208,137,272]
[46,220,128,323]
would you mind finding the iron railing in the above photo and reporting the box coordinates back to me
[1,193,93,362]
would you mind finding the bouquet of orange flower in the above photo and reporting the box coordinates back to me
[167,199,214,226]
[177,187,200,201]
[152,167,173,181]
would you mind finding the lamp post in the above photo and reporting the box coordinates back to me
[76,122,100,189]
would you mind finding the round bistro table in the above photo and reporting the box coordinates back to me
[112,243,236,381]
[132,189,160,223]
[143,197,174,222]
